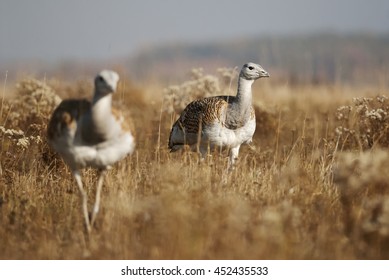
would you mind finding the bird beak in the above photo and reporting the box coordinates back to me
[260,70,270,78]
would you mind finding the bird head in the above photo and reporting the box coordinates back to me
[94,70,120,95]
[240,62,269,80]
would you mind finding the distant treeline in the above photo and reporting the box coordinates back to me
[128,33,389,85]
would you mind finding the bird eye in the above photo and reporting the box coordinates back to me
[97,76,104,82]
[248,66,254,70]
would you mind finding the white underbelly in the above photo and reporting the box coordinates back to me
[203,119,256,148]
[52,132,135,170]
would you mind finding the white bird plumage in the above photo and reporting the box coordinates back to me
[168,62,269,169]
[47,70,135,233]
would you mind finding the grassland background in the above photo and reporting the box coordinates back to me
[1,67,389,260]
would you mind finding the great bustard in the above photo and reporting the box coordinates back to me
[168,62,269,168]
[47,70,135,233]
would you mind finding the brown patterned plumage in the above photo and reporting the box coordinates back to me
[169,96,255,147]
[112,106,136,138]
[47,99,91,141]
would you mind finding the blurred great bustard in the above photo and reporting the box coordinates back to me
[47,70,135,233]
[168,62,269,168]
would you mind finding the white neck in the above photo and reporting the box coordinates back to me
[79,92,118,144]
[236,77,254,108]
[91,92,112,123]
[225,77,254,128]
[234,77,254,117]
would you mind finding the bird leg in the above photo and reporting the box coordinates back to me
[73,170,91,233]
[197,145,208,164]
[228,145,240,171]
[90,169,106,228]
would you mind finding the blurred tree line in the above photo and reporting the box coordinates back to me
[128,32,389,86]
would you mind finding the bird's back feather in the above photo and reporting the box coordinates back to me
[47,99,91,141]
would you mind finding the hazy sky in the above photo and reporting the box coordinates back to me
[1,0,389,63]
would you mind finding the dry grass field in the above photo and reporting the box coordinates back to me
[1,68,389,259]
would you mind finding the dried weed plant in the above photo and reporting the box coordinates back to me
[162,68,222,114]
[336,95,389,149]
[334,149,389,258]
[1,78,62,173]
[1,70,389,259]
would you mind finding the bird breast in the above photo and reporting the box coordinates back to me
[203,117,256,148]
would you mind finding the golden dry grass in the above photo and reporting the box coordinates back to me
[1,70,389,260]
